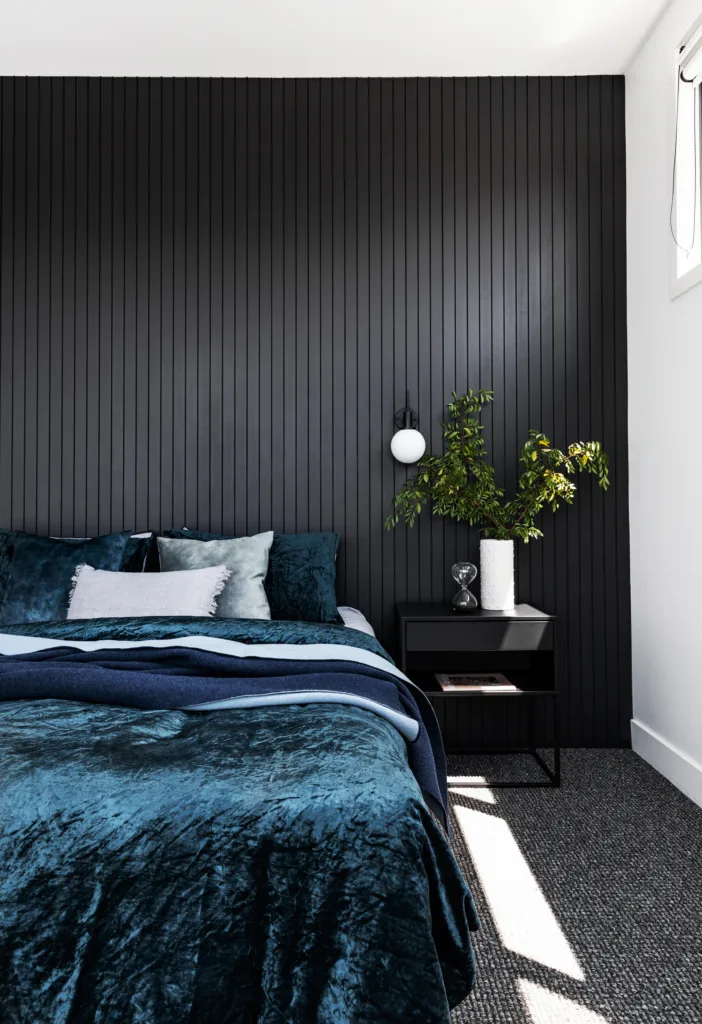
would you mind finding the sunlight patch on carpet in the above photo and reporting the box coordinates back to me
[518,980,611,1023]
[455,805,584,980]
[448,776,496,804]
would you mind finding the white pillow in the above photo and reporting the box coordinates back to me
[67,564,231,620]
[338,606,376,637]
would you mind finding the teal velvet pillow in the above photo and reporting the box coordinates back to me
[0,529,154,606]
[0,530,13,609]
[0,532,13,610]
[121,533,156,572]
[266,533,342,623]
[0,531,132,624]
[160,529,343,624]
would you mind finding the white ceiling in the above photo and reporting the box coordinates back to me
[0,0,670,77]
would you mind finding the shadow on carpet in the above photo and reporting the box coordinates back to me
[448,750,702,1024]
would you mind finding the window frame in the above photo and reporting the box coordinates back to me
[670,31,702,300]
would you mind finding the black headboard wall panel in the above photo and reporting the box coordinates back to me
[0,77,630,746]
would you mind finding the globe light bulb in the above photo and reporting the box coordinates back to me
[390,428,426,464]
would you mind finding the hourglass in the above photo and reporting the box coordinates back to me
[451,562,478,612]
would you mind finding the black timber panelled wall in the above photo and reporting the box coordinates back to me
[0,77,630,746]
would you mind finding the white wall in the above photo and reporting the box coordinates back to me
[627,0,702,808]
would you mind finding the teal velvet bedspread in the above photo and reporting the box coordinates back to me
[0,618,478,1023]
[0,614,391,660]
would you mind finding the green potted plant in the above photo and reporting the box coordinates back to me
[386,390,609,609]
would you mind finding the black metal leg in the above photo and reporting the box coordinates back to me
[553,691,561,787]
[532,747,559,786]
[527,697,535,754]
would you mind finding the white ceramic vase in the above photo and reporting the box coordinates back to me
[479,539,515,610]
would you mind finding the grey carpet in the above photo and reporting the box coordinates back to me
[448,750,702,1024]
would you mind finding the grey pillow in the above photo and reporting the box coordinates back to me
[157,531,274,619]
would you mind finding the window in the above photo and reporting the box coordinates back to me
[671,24,702,298]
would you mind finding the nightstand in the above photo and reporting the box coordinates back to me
[397,602,559,787]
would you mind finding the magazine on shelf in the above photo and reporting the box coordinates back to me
[434,672,518,692]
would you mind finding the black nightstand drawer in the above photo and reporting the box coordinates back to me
[405,619,553,653]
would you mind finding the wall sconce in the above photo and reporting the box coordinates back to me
[390,391,426,464]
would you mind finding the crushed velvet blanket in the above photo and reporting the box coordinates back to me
[0,618,478,1023]
[0,615,391,656]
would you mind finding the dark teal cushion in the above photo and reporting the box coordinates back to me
[121,533,156,572]
[160,529,342,624]
[0,531,132,624]
[266,533,342,623]
[0,530,13,609]
[0,530,154,592]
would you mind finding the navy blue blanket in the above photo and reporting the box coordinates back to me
[0,643,449,829]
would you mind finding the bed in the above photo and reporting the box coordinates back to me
[0,611,477,1024]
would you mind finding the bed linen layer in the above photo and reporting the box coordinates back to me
[0,617,478,1023]
[0,617,448,826]
[0,615,390,656]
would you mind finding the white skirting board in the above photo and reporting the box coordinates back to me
[631,720,702,811]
